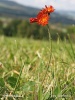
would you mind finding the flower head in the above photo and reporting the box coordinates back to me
[30,5,55,26]
[37,14,49,26]
[45,5,55,14]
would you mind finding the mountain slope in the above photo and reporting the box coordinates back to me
[0,0,75,25]
[0,0,38,17]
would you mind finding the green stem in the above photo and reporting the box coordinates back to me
[42,24,52,84]
[47,24,52,51]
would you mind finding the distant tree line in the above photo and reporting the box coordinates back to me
[0,19,75,41]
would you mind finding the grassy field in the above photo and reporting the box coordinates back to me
[0,36,75,100]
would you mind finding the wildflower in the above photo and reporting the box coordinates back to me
[30,5,55,26]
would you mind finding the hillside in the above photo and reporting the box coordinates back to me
[0,0,75,24]
[0,0,38,18]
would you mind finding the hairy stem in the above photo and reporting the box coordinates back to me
[42,24,52,84]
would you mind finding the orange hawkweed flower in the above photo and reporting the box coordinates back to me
[30,5,55,26]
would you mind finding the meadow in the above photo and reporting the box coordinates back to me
[0,36,75,100]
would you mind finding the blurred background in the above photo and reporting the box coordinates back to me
[0,0,75,41]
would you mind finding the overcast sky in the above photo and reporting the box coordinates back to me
[12,0,75,11]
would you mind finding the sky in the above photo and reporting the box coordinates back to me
[12,0,75,11]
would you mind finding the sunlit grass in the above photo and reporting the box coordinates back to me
[0,36,75,100]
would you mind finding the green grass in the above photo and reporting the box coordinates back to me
[0,36,75,100]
